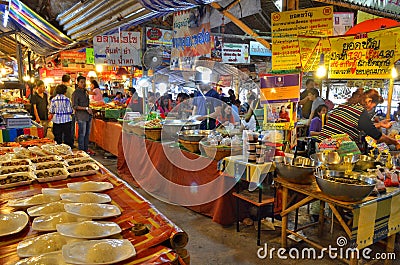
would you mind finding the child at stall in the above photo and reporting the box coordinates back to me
[309,104,328,136]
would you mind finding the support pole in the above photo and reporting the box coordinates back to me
[387,78,394,120]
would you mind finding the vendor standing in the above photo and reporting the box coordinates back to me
[72,76,93,154]
[298,79,315,119]
[192,83,222,130]
[318,89,400,150]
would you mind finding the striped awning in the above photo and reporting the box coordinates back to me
[138,0,216,12]
[0,0,74,56]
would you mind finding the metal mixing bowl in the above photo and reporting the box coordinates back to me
[310,152,359,171]
[275,162,315,185]
[354,155,376,171]
[162,120,202,140]
[178,130,213,142]
[315,170,376,202]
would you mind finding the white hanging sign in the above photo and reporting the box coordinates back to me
[93,31,141,66]
[221,43,250,64]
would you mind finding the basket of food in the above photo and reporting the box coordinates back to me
[143,119,162,141]
[315,170,376,202]
[178,139,201,153]
[199,140,242,161]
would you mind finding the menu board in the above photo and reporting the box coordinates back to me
[328,32,396,79]
[271,6,333,71]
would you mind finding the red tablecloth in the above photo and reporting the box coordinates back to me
[0,165,185,265]
[117,132,236,226]
[89,119,121,156]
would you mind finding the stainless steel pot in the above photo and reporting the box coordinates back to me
[275,162,315,185]
[162,120,202,140]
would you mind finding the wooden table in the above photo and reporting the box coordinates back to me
[276,177,400,265]
[0,164,186,265]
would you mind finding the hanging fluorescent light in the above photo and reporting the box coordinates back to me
[3,0,11,27]
[316,54,327,79]
[391,67,398,79]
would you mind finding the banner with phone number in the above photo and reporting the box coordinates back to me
[328,32,396,79]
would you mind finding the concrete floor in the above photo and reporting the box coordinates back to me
[91,145,399,265]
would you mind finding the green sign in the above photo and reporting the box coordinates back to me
[86,48,94,65]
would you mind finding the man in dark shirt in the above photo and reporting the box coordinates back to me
[192,83,222,130]
[30,80,49,137]
[298,79,315,119]
[72,76,93,153]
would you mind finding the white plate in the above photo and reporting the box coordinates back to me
[66,158,95,166]
[17,232,84,257]
[27,146,48,157]
[13,251,72,265]
[32,212,89,232]
[0,211,29,236]
[30,155,62,163]
[67,181,113,192]
[8,194,61,208]
[64,203,121,219]
[67,164,100,178]
[35,168,69,183]
[27,202,66,217]
[61,193,111,204]
[34,161,66,171]
[0,172,35,189]
[41,188,77,196]
[56,221,121,239]
[62,239,135,265]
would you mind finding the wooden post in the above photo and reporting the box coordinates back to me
[281,187,288,248]
[387,78,394,120]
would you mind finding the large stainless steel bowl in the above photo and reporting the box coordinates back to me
[354,155,376,171]
[315,170,376,202]
[178,130,213,142]
[310,152,359,171]
[275,162,315,185]
[162,120,202,140]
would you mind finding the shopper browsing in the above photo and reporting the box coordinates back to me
[49,84,73,147]
[72,76,93,154]
[30,80,49,137]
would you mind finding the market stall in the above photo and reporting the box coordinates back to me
[89,118,122,156]
[0,145,188,265]
[117,131,237,226]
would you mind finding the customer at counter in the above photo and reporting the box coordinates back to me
[192,83,222,130]
[318,89,400,150]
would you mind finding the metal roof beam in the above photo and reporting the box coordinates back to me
[210,2,271,49]
[0,30,18,38]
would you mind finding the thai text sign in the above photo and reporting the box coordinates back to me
[93,31,141,66]
[221,43,250,64]
[171,6,211,70]
[271,6,333,71]
[260,74,300,103]
[249,41,271,56]
[146,27,173,45]
[60,51,86,65]
[328,33,396,79]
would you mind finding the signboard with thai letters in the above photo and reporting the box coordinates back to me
[93,31,141,66]
[221,43,250,64]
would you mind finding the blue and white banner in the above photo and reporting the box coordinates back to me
[249,41,272,56]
